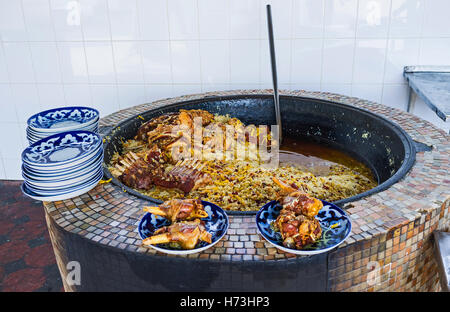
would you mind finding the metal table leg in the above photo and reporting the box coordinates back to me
[407,86,417,113]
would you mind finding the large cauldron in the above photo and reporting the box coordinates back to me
[102,94,418,214]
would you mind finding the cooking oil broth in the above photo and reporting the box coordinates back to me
[279,137,376,182]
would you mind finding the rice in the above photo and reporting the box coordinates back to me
[110,155,376,212]
[108,113,377,212]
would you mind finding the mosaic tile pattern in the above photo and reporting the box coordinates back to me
[43,90,450,291]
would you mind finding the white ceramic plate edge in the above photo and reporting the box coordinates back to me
[256,226,352,256]
[21,173,103,202]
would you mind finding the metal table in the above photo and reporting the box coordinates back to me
[404,66,450,133]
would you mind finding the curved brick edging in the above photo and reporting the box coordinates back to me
[43,90,450,291]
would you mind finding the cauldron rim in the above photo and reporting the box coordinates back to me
[102,94,416,215]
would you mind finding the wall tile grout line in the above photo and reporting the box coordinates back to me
[2,35,450,44]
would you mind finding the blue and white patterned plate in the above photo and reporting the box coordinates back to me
[23,147,103,174]
[23,148,103,175]
[24,166,103,190]
[256,200,352,255]
[26,124,99,145]
[20,127,103,201]
[22,131,101,166]
[27,107,99,132]
[22,152,103,181]
[24,167,103,194]
[21,170,103,202]
[27,122,98,135]
[138,201,229,255]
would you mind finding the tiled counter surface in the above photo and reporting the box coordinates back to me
[43,90,450,291]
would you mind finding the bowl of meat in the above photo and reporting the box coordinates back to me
[256,177,352,255]
[138,198,229,255]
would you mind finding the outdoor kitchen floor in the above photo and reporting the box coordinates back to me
[0,180,62,292]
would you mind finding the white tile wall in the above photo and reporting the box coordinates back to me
[168,0,199,40]
[324,0,358,38]
[200,40,230,84]
[117,84,145,109]
[3,157,22,180]
[10,84,42,123]
[293,0,324,38]
[22,0,55,41]
[230,0,260,39]
[50,0,83,41]
[0,44,8,83]
[291,38,323,84]
[0,0,28,41]
[0,0,449,179]
[198,0,229,40]
[108,0,140,40]
[419,38,450,66]
[84,41,115,83]
[142,41,172,83]
[353,39,387,83]
[421,0,450,37]
[138,0,170,40]
[352,83,383,103]
[381,83,409,110]
[3,42,35,83]
[322,39,354,84]
[112,41,144,83]
[63,83,92,107]
[90,84,119,116]
[230,39,259,83]
[389,0,423,38]
[261,39,291,84]
[30,42,62,83]
[170,41,201,83]
[37,84,66,110]
[0,84,15,122]
[145,84,173,102]
[79,0,111,41]
[57,41,89,83]
[384,38,420,83]
[356,0,391,38]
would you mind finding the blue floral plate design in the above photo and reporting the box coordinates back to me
[22,151,103,181]
[21,169,103,202]
[256,200,352,255]
[24,166,103,191]
[138,201,229,255]
[26,123,99,145]
[22,131,102,166]
[27,106,99,131]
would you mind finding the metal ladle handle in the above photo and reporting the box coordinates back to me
[266,4,282,144]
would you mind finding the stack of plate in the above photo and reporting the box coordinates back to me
[21,130,104,202]
[26,107,99,145]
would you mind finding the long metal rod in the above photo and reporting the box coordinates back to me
[266,4,282,144]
